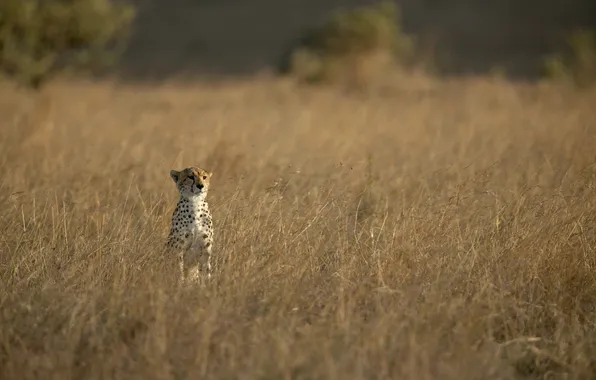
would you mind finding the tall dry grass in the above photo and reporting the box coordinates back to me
[1,75,596,379]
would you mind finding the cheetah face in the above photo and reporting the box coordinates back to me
[170,166,212,197]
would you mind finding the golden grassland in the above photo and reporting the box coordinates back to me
[1,74,596,379]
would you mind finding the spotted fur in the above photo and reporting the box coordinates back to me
[166,166,214,284]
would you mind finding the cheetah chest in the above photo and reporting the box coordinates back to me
[170,198,213,249]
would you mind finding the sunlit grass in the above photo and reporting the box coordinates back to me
[1,76,596,379]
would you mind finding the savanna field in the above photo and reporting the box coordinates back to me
[1,75,596,379]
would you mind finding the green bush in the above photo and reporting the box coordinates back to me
[544,29,596,88]
[280,1,414,86]
[0,0,135,88]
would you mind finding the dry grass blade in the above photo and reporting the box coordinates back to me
[0,77,596,379]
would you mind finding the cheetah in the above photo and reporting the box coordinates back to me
[166,166,214,284]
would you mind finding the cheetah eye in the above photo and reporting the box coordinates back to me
[202,176,207,180]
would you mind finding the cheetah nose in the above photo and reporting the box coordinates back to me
[197,184,204,190]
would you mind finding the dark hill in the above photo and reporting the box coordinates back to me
[115,0,596,81]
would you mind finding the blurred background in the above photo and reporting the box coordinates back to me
[2,0,595,87]
[117,0,596,81]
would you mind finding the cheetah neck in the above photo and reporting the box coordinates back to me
[178,194,209,213]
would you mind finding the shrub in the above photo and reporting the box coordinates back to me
[280,1,414,87]
[0,0,135,88]
[544,29,596,88]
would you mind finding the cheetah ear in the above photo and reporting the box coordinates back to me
[170,170,181,183]
[208,171,213,177]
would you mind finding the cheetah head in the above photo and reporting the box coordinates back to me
[170,166,212,198]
